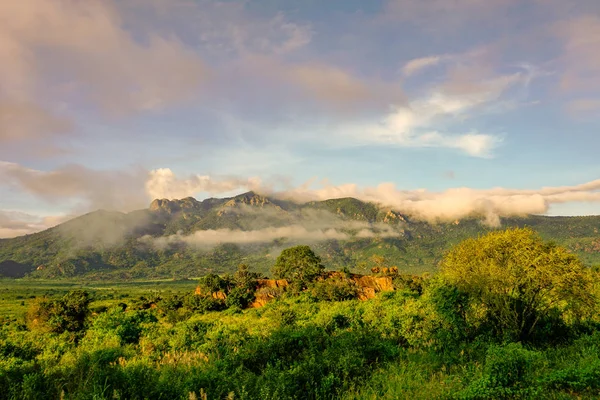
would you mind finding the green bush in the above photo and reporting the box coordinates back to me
[310,279,358,302]
[26,290,90,334]
[225,287,255,309]
[198,274,226,294]
[184,294,226,314]
[441,228,595,343]
[457,343,542,399]
[87,308,157,345]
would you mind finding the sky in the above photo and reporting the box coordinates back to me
[1,0,600,237]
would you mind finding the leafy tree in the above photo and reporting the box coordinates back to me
[440,228,595,342]
[158,294,184,313]
[272,245,324,286]
[233,264,260,290]
[225,287,254,309]
[198,273,225,294]
[26,290,91,334]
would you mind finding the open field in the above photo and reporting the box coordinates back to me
[0,279,199,321]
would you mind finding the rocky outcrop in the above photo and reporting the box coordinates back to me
[222,192,274,208]
[149,197,202,214]
[212,291,227,300]
[320,271,395,300]
[353,275,394,292]
[381,210,407,224]
[194,286,228,300]
[248,279,289,308]
[194,272,401,308]
[250,291,278,308]
[370,267,399,274]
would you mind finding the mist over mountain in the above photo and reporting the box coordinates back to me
[1,192,599,279]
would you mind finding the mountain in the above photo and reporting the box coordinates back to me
[1,192,600,279]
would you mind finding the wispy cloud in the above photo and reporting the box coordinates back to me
[338,65,533,157]
[142,206,400,249]
[401,56,446,77]
[275,178,600,227]
[0,211,70,238]
[0,161,149,212]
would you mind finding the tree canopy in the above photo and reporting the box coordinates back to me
[440,227,595,341]
[26,290,91,334]
[272,245,324,285]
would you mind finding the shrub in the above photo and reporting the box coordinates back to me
[441,228,595,343]
[26,290,90,334]
[310,279,358,302]
[88,308,158,346]
[184,294,226,314]
[458,343,542,399]
[225,287,254,309]
[198,274,226,294]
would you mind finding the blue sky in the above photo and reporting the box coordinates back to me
[1,0,600,237]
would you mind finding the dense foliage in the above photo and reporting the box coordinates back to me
[441,228,595,342]
[1,230,600,399]
[272,245,324,286]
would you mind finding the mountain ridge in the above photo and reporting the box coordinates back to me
[1,192,600,279]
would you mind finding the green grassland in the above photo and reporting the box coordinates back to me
[0,279,199,322]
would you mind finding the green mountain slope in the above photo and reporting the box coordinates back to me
[1,192,599,279]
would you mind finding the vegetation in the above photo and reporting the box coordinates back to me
[272,245,324,287]
[26,290,90,334]
[441,228,595,342]
[1,229,600,399]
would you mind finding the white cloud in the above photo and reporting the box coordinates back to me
[146,168,264,200]
[0,210,70,238]
[0,161,149,212]
[401,56,445,77]
[142,206,401,249]
[337,70,529,157]
[143,168,600,227]
[274,179,600,226]
[145,226,349,249]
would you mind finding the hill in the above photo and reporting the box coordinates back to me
[1,192,599,279]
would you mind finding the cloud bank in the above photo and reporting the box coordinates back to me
[2,162,600,238]
[147,168,600,227]
[142,206,401,249]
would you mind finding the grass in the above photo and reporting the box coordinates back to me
[0,278,199,320]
